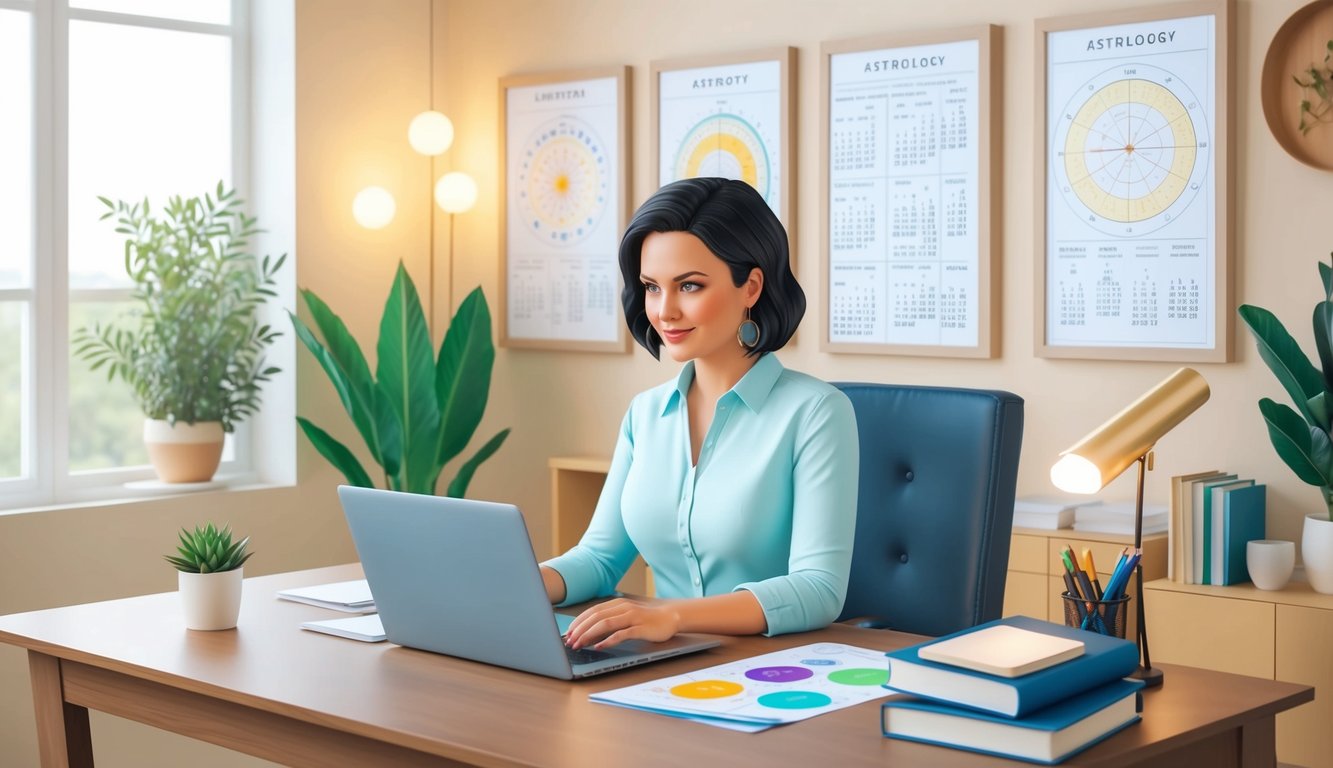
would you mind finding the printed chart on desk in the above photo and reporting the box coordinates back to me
[591,643,890,729]
[657,59,784,219]
[1044,14,1217,350]
[827,38,982,348]
[505,76,621,344]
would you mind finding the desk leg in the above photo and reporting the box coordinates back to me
[29,652,94,768]
[1240,717,1276,768]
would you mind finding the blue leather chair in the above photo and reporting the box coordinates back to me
[833,382,1024,638]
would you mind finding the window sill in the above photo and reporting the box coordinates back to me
[0,477,298,518]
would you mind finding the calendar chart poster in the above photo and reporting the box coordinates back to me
[500,67,630,352]
[820,26,1000,358]
[1036,1,1232,362]
[651,48,795,241]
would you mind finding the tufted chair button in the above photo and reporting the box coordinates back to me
[904,470,914,481]
[899,553,909,563]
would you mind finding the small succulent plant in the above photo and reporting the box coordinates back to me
[165,523,253,573]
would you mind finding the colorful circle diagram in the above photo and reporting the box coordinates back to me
[517,115,609,247]
[1051,64,1210,237]
[757,691,833,709]
[827,668,889,686]
[744,666,814,683]
[672,112,772,202]
[669,679,744,699]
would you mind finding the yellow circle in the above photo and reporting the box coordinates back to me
[670,680,744,699]
[683,133,759,187]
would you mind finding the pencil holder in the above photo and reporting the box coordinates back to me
[1061,593,1130,639]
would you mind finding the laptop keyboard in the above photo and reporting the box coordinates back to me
[565,644,615,664]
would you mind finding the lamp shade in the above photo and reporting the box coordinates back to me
[351,186,396,229]
[1051,367,1210,494]
[408,110,454,156]
[434,171,478,214]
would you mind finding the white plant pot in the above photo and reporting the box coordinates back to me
[1247,540,1295,590]
[1301,514,1333,595]
[144,419,224,483]
[178,568,243,630]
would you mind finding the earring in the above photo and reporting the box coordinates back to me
[737,307,761,350]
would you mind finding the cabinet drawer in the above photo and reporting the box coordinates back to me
[1009,535,1047,574]
[1003,571,1048,619]
[1145,589,1274,678]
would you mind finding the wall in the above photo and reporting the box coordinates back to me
[0,0,1328,764]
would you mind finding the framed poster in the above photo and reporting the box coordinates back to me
[1036,1,1233,362]
[820,26,1001,358]
[499,66,631,352]
[650,48,796,248]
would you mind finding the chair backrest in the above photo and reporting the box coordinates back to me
[833,382,1024,637]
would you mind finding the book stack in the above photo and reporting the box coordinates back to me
[1013,496,1094,530]
[1168,471,1266,585]
[881,616,1144,764]
[1070,501,1168,536]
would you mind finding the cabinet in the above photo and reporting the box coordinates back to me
[1144,579,1332,767]
[548,456,652,595]
[1002,526,1168,644]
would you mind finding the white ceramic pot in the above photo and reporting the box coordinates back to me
[144,419,224,483]
[178,568,243,630]
[1301,514,1333,595]
[1247,540,1296,590]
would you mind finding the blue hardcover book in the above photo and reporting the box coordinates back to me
[1204,479,1254,585]
[884,616,1139,718]
[881,678,1145,765]
[1222,484,1267,586]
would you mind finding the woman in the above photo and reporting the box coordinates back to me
[541,178,859,651]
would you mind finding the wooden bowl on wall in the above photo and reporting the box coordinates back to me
[1262,0,1333,171]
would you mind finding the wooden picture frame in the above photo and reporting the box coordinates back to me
[499,66,631,352]
[819,26,1002,358]
[650,47,797,251]
[1035,0,1233,362]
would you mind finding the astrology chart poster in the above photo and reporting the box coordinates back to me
[652,49,794,238]
[1038,1,1232,362]
[500,67,630,352]
[821,26,999,358]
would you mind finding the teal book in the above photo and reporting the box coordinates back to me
[1191,474,1237,584]
[1222,484,1267,586]
[881,678,1145,765]
[884,616,1139,719]
[1202,479,1253,584]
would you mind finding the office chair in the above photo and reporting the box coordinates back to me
[833,382,1024,638]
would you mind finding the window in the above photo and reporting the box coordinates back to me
[3,0,290,509]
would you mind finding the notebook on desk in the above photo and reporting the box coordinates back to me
[337,486,720,679]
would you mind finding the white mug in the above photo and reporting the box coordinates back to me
[1247,540,1296,590]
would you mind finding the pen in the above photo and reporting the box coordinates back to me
[1058,548,1089,623]
[1068,546,1103,632]
[1081,548,1104,600]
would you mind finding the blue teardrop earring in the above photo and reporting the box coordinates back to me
[737,307,761,350]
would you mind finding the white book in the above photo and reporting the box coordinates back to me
[276,579,376,614]
[301,614,386,642]
[917,624,1085,678]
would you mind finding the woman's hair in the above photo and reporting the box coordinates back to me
[618,177,805,359]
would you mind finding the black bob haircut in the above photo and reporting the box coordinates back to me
[618,177,806,359]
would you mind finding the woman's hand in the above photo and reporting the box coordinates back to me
[564,598,682,650]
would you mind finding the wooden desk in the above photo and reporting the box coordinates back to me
[0,565,1312,767]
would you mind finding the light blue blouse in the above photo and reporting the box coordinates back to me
[542,353,860,636]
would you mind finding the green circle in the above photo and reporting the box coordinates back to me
[827,667,888,686]
[756,691,833,709]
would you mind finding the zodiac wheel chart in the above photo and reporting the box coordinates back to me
[517,115,610,247]
[671,112,773,202]
[1051,63,1211,237]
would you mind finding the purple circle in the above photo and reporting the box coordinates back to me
[745,665,814,683]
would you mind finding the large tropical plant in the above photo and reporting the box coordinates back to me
[290,264,508,497]
[1238,254,1333,519]
[72,183,285,431]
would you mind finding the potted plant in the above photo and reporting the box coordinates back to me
[1238,253,1333,593]
[73,183,285,484]
[290,264,508,496]
[166,522,253,630]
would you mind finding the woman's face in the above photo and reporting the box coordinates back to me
[639,231,761,365]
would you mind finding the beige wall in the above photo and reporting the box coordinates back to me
[2,0,1328,763]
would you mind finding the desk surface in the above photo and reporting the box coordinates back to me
[0,564,1314,767]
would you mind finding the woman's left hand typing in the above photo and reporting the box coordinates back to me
[564,598,681,650]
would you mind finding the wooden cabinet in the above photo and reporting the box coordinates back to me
[548,456,651,595]
[1145,579,1332,766]
[1002,527,1168,644]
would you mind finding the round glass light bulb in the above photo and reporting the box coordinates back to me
[408,110,454,156]
[434,172,478,214]
[351,186,396,230]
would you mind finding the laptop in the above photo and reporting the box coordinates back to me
[337,486,720,679]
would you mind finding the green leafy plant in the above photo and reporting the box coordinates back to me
[165,522,253,573]
[290,264,509,497]
[1239,253,1333,519]
[1295,39,1333,135]
[72,182,285,431]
